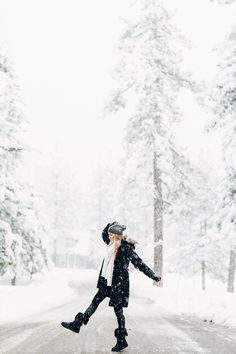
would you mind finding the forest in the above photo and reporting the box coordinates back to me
[0,0,236,313]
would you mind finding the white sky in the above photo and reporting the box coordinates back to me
[0,0,235,187]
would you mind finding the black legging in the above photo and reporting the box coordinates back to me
[113,306,125,329]
[83,287,125,329]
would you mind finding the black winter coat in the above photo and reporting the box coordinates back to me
[96,224,156,308]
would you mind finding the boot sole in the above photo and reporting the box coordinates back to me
[61,322,81,333]
[111,343,128,351]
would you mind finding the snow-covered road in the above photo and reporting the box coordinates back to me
[1,279,236,354]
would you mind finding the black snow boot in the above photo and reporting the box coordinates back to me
[61,312,89,333]
[111,328,128,352]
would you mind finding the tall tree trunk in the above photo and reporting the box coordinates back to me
[201,261,206,290]
[153,150,163,287]
[11,274,16,286]
[52,173,59,264]
[200,220,207,290]
[53,238,57,264]
[227,249,236,293]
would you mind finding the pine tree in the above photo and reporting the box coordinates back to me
[105,0,194,286]
[82,159,123,266]
[0,52,49,284]
[208,24,236,291]
[0,220,22,285]
[166,149,218,286]
[47,145,86,262]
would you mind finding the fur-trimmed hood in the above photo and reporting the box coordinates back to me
[121,236,138,247]
[125,237,138,245]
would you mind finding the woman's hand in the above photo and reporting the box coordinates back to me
[102,222,118,244]
[152,275,162,282]
[105,221,118,233]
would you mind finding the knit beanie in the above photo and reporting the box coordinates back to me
[108,223,126,236]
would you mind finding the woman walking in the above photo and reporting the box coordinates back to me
[61,221,161,352]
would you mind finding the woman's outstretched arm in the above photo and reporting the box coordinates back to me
[128,246,159,280]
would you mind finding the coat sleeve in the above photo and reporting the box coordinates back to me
[128,246,156,279]
[102,223,111,244]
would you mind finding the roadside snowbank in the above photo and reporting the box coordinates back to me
[131,271,236,328]
[0,268,97,324]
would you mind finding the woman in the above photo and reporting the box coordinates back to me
[61,221,161,352]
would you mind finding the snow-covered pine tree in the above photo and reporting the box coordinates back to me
[13,185,49,279]
[0,53,25,284]
[87,160,121,230]
[47,145,85,262]
[0,52,49,284]
[105,0,193,286]
[166,149,218,287]
[81,159,123,266]
[208,25,236,292]
[0,220,22,285]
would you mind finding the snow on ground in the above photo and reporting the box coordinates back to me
[0,268,97,324]
[1,267,236,328]
[131,270,236,328]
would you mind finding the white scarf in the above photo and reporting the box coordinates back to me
[101,241,120,286]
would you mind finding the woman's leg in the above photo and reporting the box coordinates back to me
[61,287,108,333]
[83,287,108,319]
[112,306,128,351]
[113,305,125,329]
